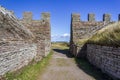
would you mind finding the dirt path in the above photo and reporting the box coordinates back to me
[37,48,96,80]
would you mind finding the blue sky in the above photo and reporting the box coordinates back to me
[0,0,120,42]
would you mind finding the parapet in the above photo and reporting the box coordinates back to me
[71,13,120,22]
[72,13,80,22]
[22,12,50,22]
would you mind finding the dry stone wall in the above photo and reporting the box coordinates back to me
[0,43,37,75]
[87,44,120,79]
[69,13,120,79]
[0,6,51,76]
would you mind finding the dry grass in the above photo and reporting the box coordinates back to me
[77,38,88,45]
[87,22,120,47]
[52,42,69,49]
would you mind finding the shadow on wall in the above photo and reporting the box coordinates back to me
[75,58,114,80]
[77,44,87,58]
[69,43,88,58]
[75,44,114,80]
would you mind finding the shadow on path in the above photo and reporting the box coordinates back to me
[53,48,73,58]
[53,48,114,80]
[75,58,113,80]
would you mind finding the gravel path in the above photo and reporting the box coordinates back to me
[37,49,96,80]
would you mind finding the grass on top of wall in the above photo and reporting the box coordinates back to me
[77,39,88,45]
[87,22,120,47]
[4,51,53,80]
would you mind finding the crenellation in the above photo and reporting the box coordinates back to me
[70,13,116,56]
[71,13,115,22]
[70,13,115,45]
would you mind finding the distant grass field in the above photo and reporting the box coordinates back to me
[87,22,120,47]
[52,42,69,49]
[4,51,53,80]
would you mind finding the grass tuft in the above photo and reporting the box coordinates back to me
[77,38,88,45]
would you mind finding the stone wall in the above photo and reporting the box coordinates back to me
[0,6,51,76]
[70,13,117,57]
[19,12,51,61]
[0,42,37,75]
[69,13,120,79]
[87,44,120,79]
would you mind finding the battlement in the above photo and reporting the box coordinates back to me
[22,12,50,22]
[70,13,118,44]
[72,13,119,22]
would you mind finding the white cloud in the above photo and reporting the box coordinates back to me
[51,33,70,42]
[62,33,70,38]
[51,34,60,38]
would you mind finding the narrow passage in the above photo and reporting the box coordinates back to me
[37,48,96,80]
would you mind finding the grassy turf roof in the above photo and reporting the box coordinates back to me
[87,22,120,47]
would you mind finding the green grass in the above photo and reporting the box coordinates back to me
[87,22,120,47]
[4,51,53,80]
